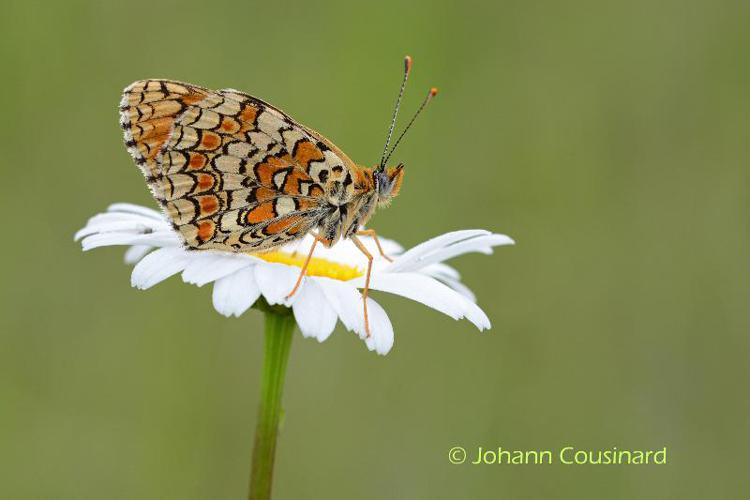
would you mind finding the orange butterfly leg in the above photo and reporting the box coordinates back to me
[285,236,321,299]
[355,229,393,262]
[351,235,374,338]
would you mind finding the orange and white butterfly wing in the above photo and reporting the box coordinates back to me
[119,79,358,252]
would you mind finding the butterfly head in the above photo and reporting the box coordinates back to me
[374,163,405,207]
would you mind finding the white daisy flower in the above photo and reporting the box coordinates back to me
[75,203,514,355]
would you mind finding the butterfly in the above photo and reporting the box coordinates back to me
[119,55,436,336]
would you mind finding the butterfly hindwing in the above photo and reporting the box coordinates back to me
[120,79,357,252]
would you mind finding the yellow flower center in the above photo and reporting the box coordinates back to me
[254,251,363,281]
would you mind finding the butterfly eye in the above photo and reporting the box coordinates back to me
[374,169,389,197]
[375,165,404,205]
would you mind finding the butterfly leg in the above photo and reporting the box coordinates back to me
[285,236,321,299]
[350,235,374,338]
[355,229,393,262]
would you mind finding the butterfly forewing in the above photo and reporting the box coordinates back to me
[120,79,358,252]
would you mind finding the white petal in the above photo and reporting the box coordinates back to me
[181,252,254,286]
[316,277,365,334]
[212,267,261,317]
[434,275,477,302]
[352,272,462,318]
[81,231,179,251]
[292,280,337,341]
[315,278,393,354]
[409,234,515,270]
[421,262,461,280]
[363,297,394,355]
[254,262,300,306]
[387,230,490,272]
[75,220,158,241]
[74,212,170,241]
[86,210,168,227]
[460,298,492,331]
[351,272,490,330]
[108,203,164,220]
[124,245,153,264]
[130,247,190,289]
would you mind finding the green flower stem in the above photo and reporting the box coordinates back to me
[249,304,295,500]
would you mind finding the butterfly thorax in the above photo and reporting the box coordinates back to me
[317,167,376,246]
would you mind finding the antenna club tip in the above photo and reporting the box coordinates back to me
[404,55,413,74]
[430,87,439,97]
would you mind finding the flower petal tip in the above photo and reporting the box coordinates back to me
[214,308,234,318]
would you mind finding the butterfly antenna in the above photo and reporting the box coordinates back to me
[383,87,438,166]
[378,55,413,172]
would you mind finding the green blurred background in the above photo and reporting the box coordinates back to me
[2,0,749,498]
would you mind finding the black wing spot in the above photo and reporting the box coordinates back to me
[245,187,259,204]
[342,172,352,188]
